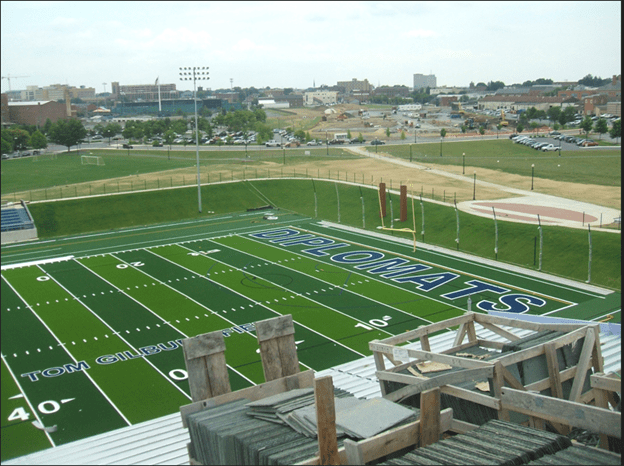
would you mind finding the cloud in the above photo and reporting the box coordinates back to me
[405,29,439,38]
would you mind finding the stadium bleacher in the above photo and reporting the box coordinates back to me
[1,205,35,232]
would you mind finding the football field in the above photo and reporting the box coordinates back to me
[1,211,620,462]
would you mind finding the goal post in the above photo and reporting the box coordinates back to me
[81,155,104,166]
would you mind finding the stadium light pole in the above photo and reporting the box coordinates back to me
[462,152,465,175]
[473,171,476,200]
[180,66,209,213]
[531,164,535,191]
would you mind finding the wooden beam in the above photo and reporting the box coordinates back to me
[501,387,621,440]
[452,323,468,347]
[297,409,454,466]
[343,439,364,465]
[255,314,300,382]
[376,314,474,346]
[473,313,587,333]
[449,418,479,434]
[420,332,431,352]
[255,314,295,342]
[477,321,520,341]
[568,328,596,403]
[493,361,510,421]
[420,387,441,447]
[477,339,506,350]
[440,384,501,410]
[182,331,231,402]
[544,342,564,399]
[180,370,314,427]
[378,366,494,396]
[315,376,340,465]
[591,372,622,393]
[370,341,493,370]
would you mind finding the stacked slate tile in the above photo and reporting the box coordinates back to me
[185,388,420,465]
[379,419,577,465]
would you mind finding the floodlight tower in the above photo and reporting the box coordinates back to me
[180,66,209,213]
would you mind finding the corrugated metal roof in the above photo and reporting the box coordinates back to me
[4,325,619,466]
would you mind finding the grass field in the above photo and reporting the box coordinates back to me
[2,212,619,461]
[23,180,622,290]
[367,140,621,187]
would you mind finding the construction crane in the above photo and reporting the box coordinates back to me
[1,73,30,92]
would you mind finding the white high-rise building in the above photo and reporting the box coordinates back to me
[413,73,437,91]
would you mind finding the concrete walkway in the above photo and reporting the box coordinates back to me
[347,146,621,232]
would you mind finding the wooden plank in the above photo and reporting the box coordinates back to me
[185,357,211,403]
[343,439,365,465]
[204,351,231,398]
[277,334,300,377]
[370,341,493,370]
[501,387,621,439]
[182,330,226,360]
[569,328,596,403]
[377,314,474,346]
[420,387,441,447]
[420,332,431,352]
[473,313,587,333]
[259,337,284,381]
[477,321,521,341]
[315,376,340,465]
[477,339,506,350]
[372,350,387,396]
[449,418,479,434]
[180,370,314,427]
[377,366,493,391]
[493,361,510,421]
[593,387,610,450]
[452,323,468,347]
[500,363,526,391]
[590,326,604,374]
[591,372,622,393]
[297,409,453,466]
[255,314,295,342]
[466,321,478,342]
[440,384,501,410]
[544,342,564,399]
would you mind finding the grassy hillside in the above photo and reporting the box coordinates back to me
[28,179,621,290]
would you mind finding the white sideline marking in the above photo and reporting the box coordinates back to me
[1,255,74,271]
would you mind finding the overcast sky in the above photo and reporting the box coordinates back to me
[1,1,621,94]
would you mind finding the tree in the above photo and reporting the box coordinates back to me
[594,118,608,140]
[48,119,87,152]
[608,119,621,143]
[479,126,486,137]
[43,118,53,135]
[578,74,610,87]
[579,116,593,139]
[516,123,524,133]
[102,122,122,144]
[6,128,31,151]
[30,130,48,150]
[547,106,562,125]
[385,127,391,138]
[400,131,406,140]
[1,138,11,155]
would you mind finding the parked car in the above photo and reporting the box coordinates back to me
[534,142,550,150]
[306,140,320,146]
[582,140,598,147]
[122,144,133,149]
[509,133,519,139]
[541,144,559,152]
[576,139,587,146]
[370,139,385,145]
[265,140,280,147]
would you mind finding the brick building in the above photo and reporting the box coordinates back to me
[2,98,73,127]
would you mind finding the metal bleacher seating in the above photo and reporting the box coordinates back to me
[1,205,35,232]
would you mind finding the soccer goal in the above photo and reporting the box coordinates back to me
[81,155,104,166]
